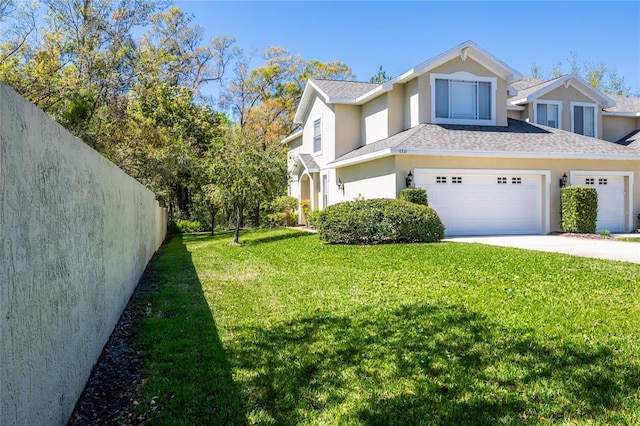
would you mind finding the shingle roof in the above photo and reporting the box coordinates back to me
[331,119,638,164]
[298,153,320,172]
[616,130,640,150]
[311,79,381,100]
[604,94,640,114]
[508,76,565,102]
[508,76,546,93]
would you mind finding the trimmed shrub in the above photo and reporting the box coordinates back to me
[266,211,299,227]
[317,198,445,244]
[561,186,598,233]
[306,209,322,228]
[399,188,428,206]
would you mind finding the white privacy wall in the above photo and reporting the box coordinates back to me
[0,83,166,425]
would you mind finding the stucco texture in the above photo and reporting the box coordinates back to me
[0,83,166,425]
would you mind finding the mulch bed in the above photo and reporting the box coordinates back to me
[552,232,615,240]
[68,242,167,425]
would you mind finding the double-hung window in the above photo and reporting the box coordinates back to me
[535,101,561,129]
[571,102,596,137]
[313,118,322,153]
[431,72,496,125]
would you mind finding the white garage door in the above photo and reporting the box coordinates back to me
[417,172,543,236]
[575,175,625,232]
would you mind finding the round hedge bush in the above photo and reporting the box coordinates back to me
[317,198,445,244]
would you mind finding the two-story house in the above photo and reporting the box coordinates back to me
[283,41,640,236]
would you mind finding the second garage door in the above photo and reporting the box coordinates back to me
[573,175,625,232]
[416,171,543,236]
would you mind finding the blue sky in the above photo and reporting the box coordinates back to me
[175,1,640,95]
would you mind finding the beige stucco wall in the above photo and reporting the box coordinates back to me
[387,84,404,136]
[507,109,524,120]
[335,104,361,158]
[602,115,639,142]
[539,85,603,139]
[302,96,335,163]
[422,57,509,126]
[0,83,167,425]
[404,78,420,129]
[362,94,388,144]
[335,157,397,202]
[396,154,639,232]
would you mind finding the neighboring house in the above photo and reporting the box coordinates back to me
[283,41,640,236]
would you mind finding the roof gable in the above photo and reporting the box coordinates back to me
[510,74,615,108]
[294,41,522,123]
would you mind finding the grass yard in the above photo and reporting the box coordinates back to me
[136,228,640,425]
[616,237,640,243]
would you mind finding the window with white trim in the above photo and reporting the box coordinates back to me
[585,178,595,185]
[571,102,596,137]
[313,118,322,153]
[431,72,496,125]
[535,102,560,129]
[452,176,462,184]
[497,177,507,184]
[436,176,447,184]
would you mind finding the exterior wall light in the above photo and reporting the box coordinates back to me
[406,171,413,188]
[559,172,568,188]
[337,178,344,191]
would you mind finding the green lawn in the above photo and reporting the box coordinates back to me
[137,228,640,425]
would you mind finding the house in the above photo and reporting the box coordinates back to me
[283,41,640,236]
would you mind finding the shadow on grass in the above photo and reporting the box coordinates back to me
[137,234,247,425]
[229,303,640,425]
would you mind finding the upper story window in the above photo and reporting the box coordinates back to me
[313,118,322,153]
[431,72,497,126]
[534,101,561,129]
[571,102,597,138]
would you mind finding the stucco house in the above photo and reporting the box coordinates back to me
[283,41,640,236]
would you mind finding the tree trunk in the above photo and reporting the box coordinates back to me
[233,204,243,244]
[210,205,218,236]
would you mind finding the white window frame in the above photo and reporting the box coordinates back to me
[430,71,497,126]
[312,117,322,155]
[570,102,598,138]
[533,100,562,129]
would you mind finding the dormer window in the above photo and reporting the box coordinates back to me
[571,102,596,138]
[534,101,561,129]
[431,72,497,126]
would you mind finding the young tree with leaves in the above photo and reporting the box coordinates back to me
[206,127,288,244]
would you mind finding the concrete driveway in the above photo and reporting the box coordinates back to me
[445,234,640,264]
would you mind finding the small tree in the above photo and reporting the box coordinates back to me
[207,126,288,244]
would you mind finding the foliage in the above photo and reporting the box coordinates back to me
[136,229,640,424]
[266,211,299,227]
[561,186,598,233]
[306,209,322,229]
[398,188,428,206]
[530,52,632,96]
[369,65,392,83]
[300,199,311,226]
[317,198,444,244]
[598,230,611,237]
[205,126,289,243]
[175,220,207,233]
[262,195,299,226]
[220,46,354,145]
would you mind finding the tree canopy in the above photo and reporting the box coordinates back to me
[0,1,355,239]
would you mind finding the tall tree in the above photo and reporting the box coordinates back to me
[221,46,354,146]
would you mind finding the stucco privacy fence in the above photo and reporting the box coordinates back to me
[1,82,168,425]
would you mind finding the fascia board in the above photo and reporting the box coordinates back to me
[390,147,639,161]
